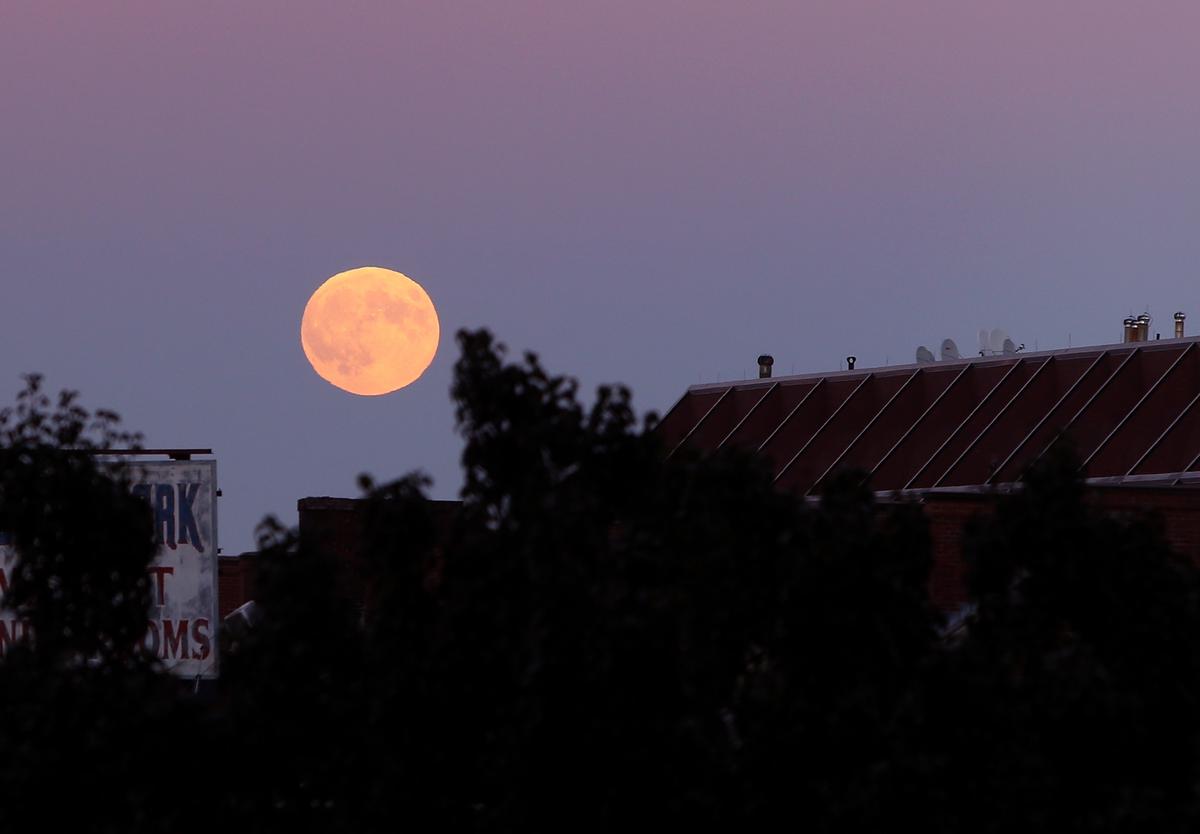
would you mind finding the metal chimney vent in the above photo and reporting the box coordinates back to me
[757,355,774,379]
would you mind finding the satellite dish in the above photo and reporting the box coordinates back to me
[989,328,1008,355]
[1002,338,1017,355]
[916,345,936,364]
[941,338,960,360]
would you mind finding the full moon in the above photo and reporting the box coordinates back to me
[301,266,440,396]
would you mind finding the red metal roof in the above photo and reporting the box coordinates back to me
[658,336,1200,494]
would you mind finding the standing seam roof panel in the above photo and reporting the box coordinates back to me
[659,338,1200,490]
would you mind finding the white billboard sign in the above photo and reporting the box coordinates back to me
[0,458,219,679]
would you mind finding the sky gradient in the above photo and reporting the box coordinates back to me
[4,1,1200,553]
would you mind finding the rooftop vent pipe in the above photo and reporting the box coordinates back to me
[1176,311,1186,339]
[757,355,774,379]
[1137,314,1151,342]
[1123,316,1136,343]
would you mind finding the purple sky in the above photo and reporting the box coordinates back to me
[4,1,1200,553]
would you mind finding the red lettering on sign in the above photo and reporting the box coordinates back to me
[0,619,28,655]
[190,619,211,661]
[146,566,175,606]
[163,619,190,659]
[143,620,160,656]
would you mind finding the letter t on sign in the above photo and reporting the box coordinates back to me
[147,566,175,606]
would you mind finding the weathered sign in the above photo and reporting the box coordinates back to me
[0,459,219,678]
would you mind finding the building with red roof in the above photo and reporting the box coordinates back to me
[657,326,1200,607]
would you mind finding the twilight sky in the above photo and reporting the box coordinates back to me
[4,1,1200,554]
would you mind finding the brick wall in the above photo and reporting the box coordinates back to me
[920,494,991,610]
[216,488,1200,618]
[297,497,369,610]
[217,553,258,619]
[913,485,1200,611]
[1089,486,1200,564]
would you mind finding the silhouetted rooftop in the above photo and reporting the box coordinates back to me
[658,335,1200,493]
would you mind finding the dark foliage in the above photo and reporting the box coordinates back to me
[215,517,368,832]
[925,446,1200,833]
[311,331,940,831]
[0,376,201,833]
[4,337,1200,832]
[0,375,155,663]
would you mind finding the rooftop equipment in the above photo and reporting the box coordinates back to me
[1137,314,1151,342]
[757,355,774,379]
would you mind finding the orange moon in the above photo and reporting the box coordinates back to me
[300,267,440,396]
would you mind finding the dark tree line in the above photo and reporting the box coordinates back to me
[2,333,1200,832]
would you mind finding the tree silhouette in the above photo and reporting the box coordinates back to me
[925,447,1200,833]
[0,374,155,663]
[0,375,202,833]
[340,330,939,831]
[215,517,368,832]
[6,338,1200,832]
